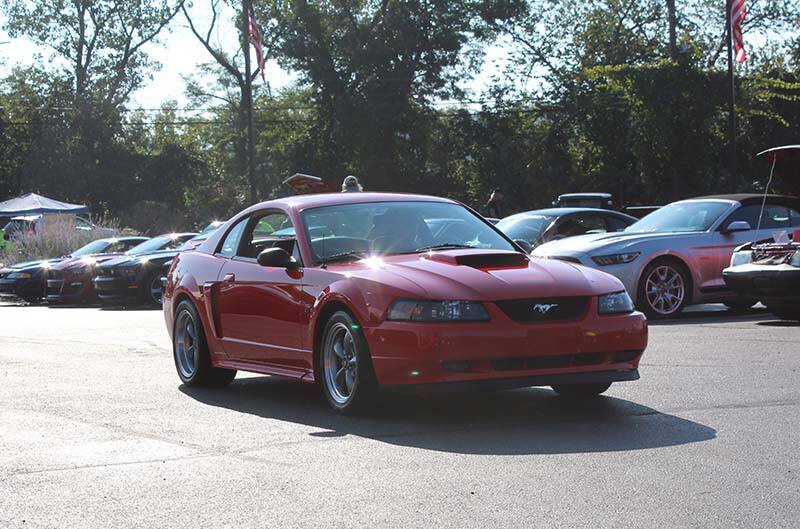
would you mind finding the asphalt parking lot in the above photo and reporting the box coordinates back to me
[1,302,798,529]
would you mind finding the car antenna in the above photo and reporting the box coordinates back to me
[756,155,778,233]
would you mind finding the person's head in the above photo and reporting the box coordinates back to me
[342,175,363,192]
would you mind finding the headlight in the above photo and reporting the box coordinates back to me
[387,300,489,321]
[730,250,753,267]
[7,272,33,279]
[121,266,140,277]
[791,251,800,267]
[592,252,640,266]
[598,291,634,315]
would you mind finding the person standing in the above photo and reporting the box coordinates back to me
[485,188,503,218]
[341,175,363,192]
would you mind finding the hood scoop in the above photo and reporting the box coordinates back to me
[423,250,529,269]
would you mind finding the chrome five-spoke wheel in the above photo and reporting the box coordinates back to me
[323,322,358,405]
[174,308,197,379]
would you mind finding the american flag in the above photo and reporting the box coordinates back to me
[247,3,266,80]
[730,0,747,64]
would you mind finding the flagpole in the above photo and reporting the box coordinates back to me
[725,0,737,190]
[242,0,257,203]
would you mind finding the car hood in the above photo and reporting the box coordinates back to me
[53,253,124,271]
[331,249,623,299]
[4,258,63,272]
[99,250,178,268]
[533,230,707,257]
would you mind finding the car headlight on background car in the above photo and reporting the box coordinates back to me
[592,252,640,266]
[7,272,33,280]
[598,291,635,315]
[388,300,490,321]
[790,251,800,267]
[729,250,753,267]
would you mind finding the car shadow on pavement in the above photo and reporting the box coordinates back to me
[757,319,800,328]
[180,377,716,456]
[648,306,770,326]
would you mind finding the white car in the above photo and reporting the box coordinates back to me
[532,194,800,318]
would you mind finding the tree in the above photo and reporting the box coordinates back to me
[265,0,526,191]
[2,0,185,109]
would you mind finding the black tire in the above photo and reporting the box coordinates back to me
[142,272,163,308]
[318,310,378,414]
[768,306,800,321]
[551,382,612,397]
[172,300,236,387]
[636,259,690,319]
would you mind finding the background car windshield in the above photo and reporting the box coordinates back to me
[625,201,731,233]
[495,214,554,242]
[70,239,111,257]
[301,201,515,261]
[126,235,178,254]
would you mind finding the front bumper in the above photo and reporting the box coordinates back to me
[93,275,140,304]
[0,277,44,300]
[723,263,800,304]
[365,298,648,387]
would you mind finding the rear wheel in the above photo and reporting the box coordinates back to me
[173,300,236,387]
[319,311,377,414]
[551,382,612,397]
[637,260,689,318]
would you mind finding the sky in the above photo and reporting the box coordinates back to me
[0,3,510,111]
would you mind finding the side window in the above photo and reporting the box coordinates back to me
[605,216,630,232]
[556,214,606,237]
[238,211,297,260]
[219,219,248,257]
[725,205,791,230]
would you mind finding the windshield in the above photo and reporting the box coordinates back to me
[625,201,732,233]
[301,201,515,263]
[496,214,555,243]
[126,234,185,255]
[71,239,111,257]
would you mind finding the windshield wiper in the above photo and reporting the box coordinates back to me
[414,243,476,253]
[319,251,368,267]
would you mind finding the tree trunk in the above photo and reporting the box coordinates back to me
[666,0,678,60]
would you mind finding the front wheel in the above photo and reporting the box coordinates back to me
[143,273,163,308]
[551,382,612,397]
[319,311,377,414]
[637,260,689,318]
[173,300,236,387]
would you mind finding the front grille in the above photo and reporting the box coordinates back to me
[97,267,114,277]
[495,297,590,323]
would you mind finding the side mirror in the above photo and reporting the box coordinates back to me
[723,221,751,234]
[513,239,533,254]
[257,247,299,270]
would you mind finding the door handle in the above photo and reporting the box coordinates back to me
[222,273,235,283]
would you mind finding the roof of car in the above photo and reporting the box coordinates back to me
[557,192,612,199]
[688,193,799,205]
[502,207,635,219]
[249,192,455,213]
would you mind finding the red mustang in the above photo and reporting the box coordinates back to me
[163,193,647,413]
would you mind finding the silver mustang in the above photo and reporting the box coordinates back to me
[532,194,800,317]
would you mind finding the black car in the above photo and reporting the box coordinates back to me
[93,233,197,307]
[0,236,146,303]
[495,207,637,252]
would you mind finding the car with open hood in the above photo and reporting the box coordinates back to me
[0,237,146,303]
[724,145,800,320]
[93,233,197,307]
[532,194,800,318]
[162,192,647,414]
